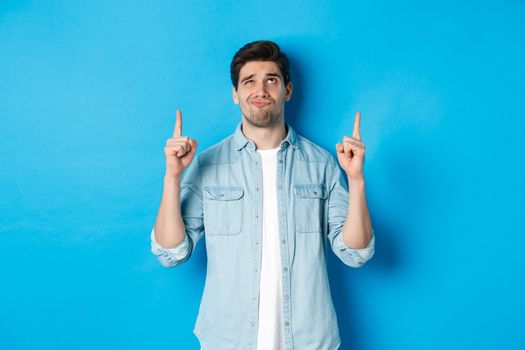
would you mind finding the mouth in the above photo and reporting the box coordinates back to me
[250,100,272,108]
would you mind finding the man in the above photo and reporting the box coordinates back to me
[151,40,375,350]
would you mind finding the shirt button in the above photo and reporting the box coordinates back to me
[254,269,258,273]
[284,294,289,300]
[285,321,289,326]
[256,187,260,191]
[281,239,286,244]
[283,267,288,272]
[252,297,256,301]
[279,160,283,164]
[255,214,259,219]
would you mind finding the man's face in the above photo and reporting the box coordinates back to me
[232,61,292,128]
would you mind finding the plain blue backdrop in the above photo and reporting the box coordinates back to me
[1,1,524,349]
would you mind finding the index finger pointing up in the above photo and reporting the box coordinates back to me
[352,111,361,140]
[174,109,182,137]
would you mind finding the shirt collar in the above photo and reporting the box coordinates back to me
[233,121,300,151]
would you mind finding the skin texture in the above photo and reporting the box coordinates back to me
[232,61,292,150]
[336,111,366,181]
[164,109,198,179]
[232,60,292,129]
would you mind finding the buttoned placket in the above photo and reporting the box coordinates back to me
[277,144,293,349]
[248,141,263,349]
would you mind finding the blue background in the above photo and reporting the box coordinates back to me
[1,1,524,349]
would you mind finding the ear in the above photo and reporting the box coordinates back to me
[232,85,239,105]
[284,81,293,102]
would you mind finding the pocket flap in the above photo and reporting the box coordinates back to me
[203,186,244,200]
[293,184,327,199]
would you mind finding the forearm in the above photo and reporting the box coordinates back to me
[153,175,187,248]
[342,177,373,249]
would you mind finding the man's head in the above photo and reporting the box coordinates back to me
[230,40,293,128]
[230,40,291,90]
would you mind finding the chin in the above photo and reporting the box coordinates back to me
[243,113,266,125]
[250,115,282,128]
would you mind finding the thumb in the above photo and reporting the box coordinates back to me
[189,139,198,151]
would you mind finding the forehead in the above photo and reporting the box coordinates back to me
[239,61,282,78]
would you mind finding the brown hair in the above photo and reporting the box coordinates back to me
[230,40,291,90]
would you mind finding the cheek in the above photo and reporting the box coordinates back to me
[238,95,251,108]
[240,92,254,104]
[271,86,286,97]
[239,94,249,103]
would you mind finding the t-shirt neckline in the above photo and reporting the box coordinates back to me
[256,146,280,155]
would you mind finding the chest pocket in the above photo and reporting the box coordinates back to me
[294,184,327,233]
[203,186,244,236]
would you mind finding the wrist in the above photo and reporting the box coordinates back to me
[347,176,365,188]
[164,173,183,184]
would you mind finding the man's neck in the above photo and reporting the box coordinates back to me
[241,120,287,150]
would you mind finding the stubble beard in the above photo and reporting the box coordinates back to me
[242,103,283,128]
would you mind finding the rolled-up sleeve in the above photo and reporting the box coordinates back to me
[326,156,376,268]
[150,227,192,268]
[332,228,375,267]
[150,156,204,268]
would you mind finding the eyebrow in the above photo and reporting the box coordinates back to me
[265,73,281,79]
[240,72,282,84]
[240,74,255,84]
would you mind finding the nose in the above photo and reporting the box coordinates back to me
[254,80,269,98]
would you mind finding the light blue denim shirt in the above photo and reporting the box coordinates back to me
[151,122,375,350]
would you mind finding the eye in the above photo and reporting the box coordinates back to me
[243,79,254,85]
[267,77,277,84]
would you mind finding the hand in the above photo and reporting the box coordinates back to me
[164,109,198,178]
[335,111,366,181]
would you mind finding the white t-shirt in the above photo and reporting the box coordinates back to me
[256,146,285,350]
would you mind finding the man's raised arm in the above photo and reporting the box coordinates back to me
[152,109,199,265]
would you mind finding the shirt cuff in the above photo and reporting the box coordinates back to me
[150,228,191,267]
[336,228,376,266]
